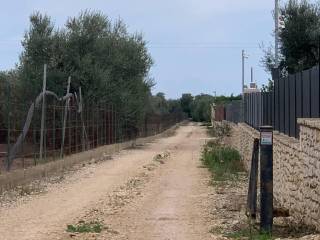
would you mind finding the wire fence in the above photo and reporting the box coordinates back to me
[0,97,184,173]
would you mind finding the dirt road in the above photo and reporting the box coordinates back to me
[0,123,215,240]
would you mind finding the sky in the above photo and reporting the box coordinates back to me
[0,0,275,99]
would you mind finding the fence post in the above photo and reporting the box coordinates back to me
[79,87,86,151]
[259,126,273,233]
[247,138,259,218]
[60,76,71,158]
[39,64,47,162]
[53,104,56,160]
[6,79,11,171]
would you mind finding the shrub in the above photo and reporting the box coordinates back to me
[202,141,243,182]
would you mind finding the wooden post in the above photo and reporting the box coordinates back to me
[60,76,71,158]
[39,64,47,162]
[247,138,260,218]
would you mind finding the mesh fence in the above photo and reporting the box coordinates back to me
[0,97,184,173]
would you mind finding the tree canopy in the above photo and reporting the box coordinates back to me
[262,0,320,74]
[1,10,155,128]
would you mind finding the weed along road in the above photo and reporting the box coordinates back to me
[0,123,214,240]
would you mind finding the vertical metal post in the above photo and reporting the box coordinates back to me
[68,107,71,154]
[104,104,107,145]
[96,104,99,146]
[79,87,85,151]
[6,79,11,171]
[53,104,56,160]
[275,0,279,68]
[108,105,110,144]
[33,125,36,165]
[113,106,116,144]
[60,76,71,158]
[75,104,78,153]
[260,126,274,233]
[242,50,245,95]
[39,64,47,162]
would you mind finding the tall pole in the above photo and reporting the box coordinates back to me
[275,0,279,68]
[251,67,254,84]
[39,64,47,162]
[242,50,248,94]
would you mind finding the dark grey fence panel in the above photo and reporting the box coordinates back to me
[279,76,285,133]
[296,72,303,137]
[262,93,267,125]
[257,92,262,129]
[284,76,290,135]
[269,92,273,125]
[225,100,243,123]
[311,66,320,117]
[244,94,248,123]
[302,70,311,118]
[274,72,280,131]
[261,92,273,126]
[255,93,258,128]
[289,74,296,137]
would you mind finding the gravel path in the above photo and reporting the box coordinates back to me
[0,123,214,240]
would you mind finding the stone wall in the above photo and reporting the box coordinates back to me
[229,119,320,229]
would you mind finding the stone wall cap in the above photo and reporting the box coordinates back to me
[297,118,320,129]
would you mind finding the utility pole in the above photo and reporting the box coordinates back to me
[251,67,254,84]
[275,0,279,68]
[242,50,248,95]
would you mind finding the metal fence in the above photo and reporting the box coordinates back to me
[244,65,320,138]
[225,100,243,123]
[243,92,273,129]
[0,97,184,173]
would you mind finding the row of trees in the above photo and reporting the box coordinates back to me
[0,11,156,129]
[180,93,241,122]
[262,0,320,75]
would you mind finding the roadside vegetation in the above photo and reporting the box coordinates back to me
[202,122,244,184]
[180,93,240,123]
[202,140,243,182]
[67,221,103,233]
[0,11,186,134]
[203,122,274,240]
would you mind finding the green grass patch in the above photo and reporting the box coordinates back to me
[66,221,103,233]
[202,140,244,182]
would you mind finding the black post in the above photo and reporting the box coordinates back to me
[259,126,273,233]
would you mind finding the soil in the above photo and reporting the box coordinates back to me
[0,123,319,240]
[0,123,214,240]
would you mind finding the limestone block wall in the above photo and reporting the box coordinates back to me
[229,119,320,229]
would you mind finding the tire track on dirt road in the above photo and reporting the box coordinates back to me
[91,124,214,240]
[0,123,213,240]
